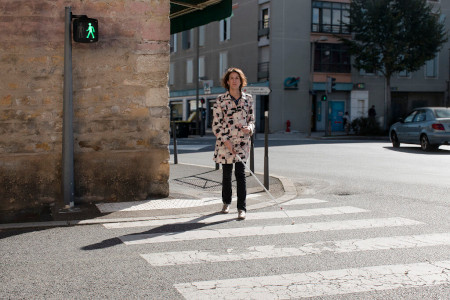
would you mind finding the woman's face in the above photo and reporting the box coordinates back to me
[227,72,241,90]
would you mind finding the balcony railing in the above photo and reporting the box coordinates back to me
[311,24,350,35]
[258,19,270,38]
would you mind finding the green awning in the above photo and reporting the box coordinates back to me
[170,0,232,34]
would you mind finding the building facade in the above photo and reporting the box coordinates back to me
[0,0,171,218]
[169,0,450,133]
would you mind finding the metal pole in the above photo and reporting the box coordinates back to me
[308,41,315,137]
[63,7,75,208]
[250,134,255,172]
[264,111,269,190]
[324,77,329,137]
[447,49,450,107]
[195,27,200,135]
[172,122,178,164]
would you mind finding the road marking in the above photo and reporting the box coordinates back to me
[119,217,424,245]
[104,206,367,229]
[97,194,262,213]
[283,198,327,205]
[174,260,450,299]
[141,232,450,266]
[246,194,261,199]
[96,198,221,213]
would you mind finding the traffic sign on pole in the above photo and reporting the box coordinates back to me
[242,86,271,95]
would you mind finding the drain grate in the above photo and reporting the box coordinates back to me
[173,176,223,191]
[336,192,352,196]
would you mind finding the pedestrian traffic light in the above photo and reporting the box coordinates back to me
[321,95,328,101]
[331,77,337,92]
[73,17,98,43]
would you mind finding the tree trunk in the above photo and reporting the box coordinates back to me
[384,75,392,131]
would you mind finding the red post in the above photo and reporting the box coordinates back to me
[286,120,291,132]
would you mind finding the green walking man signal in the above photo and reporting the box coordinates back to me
[73,17,98,43]
[86,23,95,39]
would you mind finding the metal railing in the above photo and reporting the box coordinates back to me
[258,19,270,37]
[311,24,350,35]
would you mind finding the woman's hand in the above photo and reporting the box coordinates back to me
[241,125,251,135]
[224,140,236,155]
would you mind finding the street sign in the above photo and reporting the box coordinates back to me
[242,86,271,95]
[203,80,213,94]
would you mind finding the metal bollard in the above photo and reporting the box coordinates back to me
[172,122,178,164]
[250,134,255,172]
[264,111,269,190]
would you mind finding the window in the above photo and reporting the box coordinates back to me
[169,63,174,85]
[435,108,450,118]
[398,70,410,78]
[186,59,193,83]
[170,34,177,53]
[360,68,375,76]
[199,56,205,79]
[413,110,427,122]
[262,8,269,29]
[182,29,192,50]
[314,43,351,73]
[404,111,417,123]
[220,17,231,42]
[199,26,205,46]
[219,52,228,78]
[170,102,183,121]
[425,55,438,78]
[312,1,350,34]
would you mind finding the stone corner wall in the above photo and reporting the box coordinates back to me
[0,0,170,214]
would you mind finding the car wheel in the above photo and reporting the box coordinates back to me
[420,134,435,151]
[391,131,400,148]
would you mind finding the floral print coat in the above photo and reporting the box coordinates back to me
[212,91,255,164]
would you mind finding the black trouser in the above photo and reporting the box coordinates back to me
[222,162,246,212]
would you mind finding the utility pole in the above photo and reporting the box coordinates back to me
[63,7,75,209]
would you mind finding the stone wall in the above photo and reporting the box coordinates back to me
[0,0,170,216]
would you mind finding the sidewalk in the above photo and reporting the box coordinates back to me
[0,162,297,230]
[0,131,387,229]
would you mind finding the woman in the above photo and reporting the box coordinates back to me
[212,68,255,220]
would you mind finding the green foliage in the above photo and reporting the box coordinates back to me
[341,0,448,78]
[351,117,383,135]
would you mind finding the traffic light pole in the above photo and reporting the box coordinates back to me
[324,77,330,137]
[63,7,75,208]
[195,27,200,136]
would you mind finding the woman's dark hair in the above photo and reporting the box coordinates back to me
[221,67,247,91]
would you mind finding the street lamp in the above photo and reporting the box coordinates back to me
[308,36,328,136]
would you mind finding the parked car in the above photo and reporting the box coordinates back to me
[389,107,450,151]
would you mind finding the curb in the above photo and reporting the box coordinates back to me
[0,172,298,230]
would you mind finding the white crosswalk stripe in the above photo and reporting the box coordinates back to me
[174,260,450,299]
[119,217,423,245]
[104,206,366,229]
[141,232,450,266]
[102,197,450,298]
[282,198,328,205]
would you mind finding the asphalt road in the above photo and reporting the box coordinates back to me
[1,134,449,299]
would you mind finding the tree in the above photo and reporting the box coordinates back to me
[341,0,447,128]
